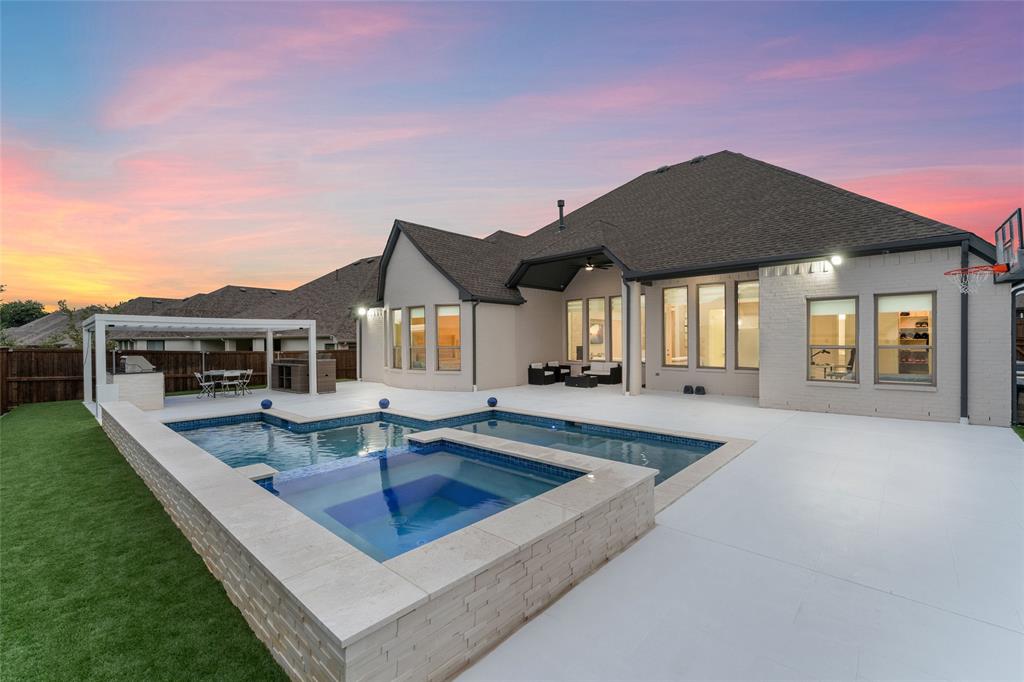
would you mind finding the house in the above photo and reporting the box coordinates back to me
[110,258,380,352]
[358,151,1017,426]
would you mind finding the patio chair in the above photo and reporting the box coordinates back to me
[237,369,254,396]
[528,362,557,385]
[546,361,570,382]
[193,372,217,399]
[219,370,242,396]
[584,362,622,384]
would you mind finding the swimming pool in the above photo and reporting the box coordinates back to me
[172,410,719,486]
[270,442,580,561]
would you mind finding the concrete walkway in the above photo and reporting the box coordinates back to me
[149,382,1023,680]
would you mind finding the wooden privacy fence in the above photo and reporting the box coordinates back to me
[0,347,356,414]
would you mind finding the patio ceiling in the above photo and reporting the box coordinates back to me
[511,249,618,292]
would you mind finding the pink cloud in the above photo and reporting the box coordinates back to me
[749,40,929,81]
[103,6,415,128]
[839,164,1024,240]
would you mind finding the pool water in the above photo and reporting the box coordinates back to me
[177,415,715,486]
[179,420,418,472]
[271,445,577,561]
[455,419,712,485]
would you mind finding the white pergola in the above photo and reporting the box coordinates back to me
[82,314,318,417]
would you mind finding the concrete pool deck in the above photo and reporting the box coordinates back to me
[132,382,1022,680]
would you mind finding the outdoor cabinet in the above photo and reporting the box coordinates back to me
[270,358,337,394]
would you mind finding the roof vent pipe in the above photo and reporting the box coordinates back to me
[557,199,565,230]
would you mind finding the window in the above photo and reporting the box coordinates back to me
[146,340,165,351]
[876,292,935,385]
[390,308,403,368]
[436,305,461,371]
[235,338,253,351]
[409,306,426,369]
[736,281,759,369]
[587,297,606,361]
[663,286,688,366]
[698,284,726,368]
[808,298,857,382]
[610,296,622,362]
[567,300,583,360]
[640,293,646,363]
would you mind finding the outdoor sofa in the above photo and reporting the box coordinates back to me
[583,361,622,384]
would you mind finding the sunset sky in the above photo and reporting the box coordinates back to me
[2,1,1022,308]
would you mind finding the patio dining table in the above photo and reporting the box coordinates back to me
[201,369,247,397]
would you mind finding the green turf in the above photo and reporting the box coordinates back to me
[0,401,287,681]
[1015,425,1024,441]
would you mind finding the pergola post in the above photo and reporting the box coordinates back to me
[265,329,274,390]
[94,321,106,418]
[83,327,93,404]
[307,324,317,397]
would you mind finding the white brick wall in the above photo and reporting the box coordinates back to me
[759,248,1011,425]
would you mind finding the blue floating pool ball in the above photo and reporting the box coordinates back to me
[487,396,498,407]
[379,398,390,409]
[260,399,273,410]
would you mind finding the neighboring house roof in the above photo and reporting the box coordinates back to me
[377,220,529,304]
[159,285,285,318]
[237,256,381,342]
[4,311,75,348]
[377,151,994,301]
[113,296,184,316]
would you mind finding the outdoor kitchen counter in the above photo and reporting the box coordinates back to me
[107,371,165,410]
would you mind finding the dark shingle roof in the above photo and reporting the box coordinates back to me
[5,311,76,347]
[113,296,184,316]
[159,285,285,318]
[384,221,528,303]
[237,257,381,342]
[518,151,974,278]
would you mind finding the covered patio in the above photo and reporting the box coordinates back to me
[81,314,318,419]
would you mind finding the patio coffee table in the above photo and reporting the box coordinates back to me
[565,374,598,388]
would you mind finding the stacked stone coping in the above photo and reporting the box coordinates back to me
[103,402,656,681]
[163,402,748,513]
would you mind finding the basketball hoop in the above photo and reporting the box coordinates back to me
[944,263,1009,294]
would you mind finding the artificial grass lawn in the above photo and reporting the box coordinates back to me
[1015,425,1024,441]
[0,401,287,681]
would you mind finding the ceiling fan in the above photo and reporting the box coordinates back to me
[583,257,611,272]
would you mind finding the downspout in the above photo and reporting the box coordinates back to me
[356,314,362,381]
[960,240,969,423]
[472,301,479,391]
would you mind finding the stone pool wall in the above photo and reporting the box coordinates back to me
[102,403,655,681]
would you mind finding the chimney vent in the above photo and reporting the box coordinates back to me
[557,200,565,230]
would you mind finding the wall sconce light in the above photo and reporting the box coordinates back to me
[357,307,367,317]
[830,255,843,266]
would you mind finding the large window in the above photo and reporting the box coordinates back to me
[409,306,426,369]
[663,286,688,367]
[808,298,857,382]
[736,281,759,369]
[146,340,165,351]
[698,284,726,368]
[587,297,606,361]
[436,305,461,371]
[610,296,622,362]
[640,293,646,364]
[390,308,403,369]
[567,300,583,360]
[876,292,934,385]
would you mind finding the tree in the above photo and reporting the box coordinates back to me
[0,285,16,347]
[56,299,113,349]
[0,298,47,327]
